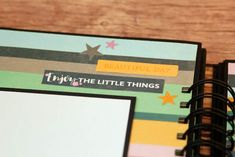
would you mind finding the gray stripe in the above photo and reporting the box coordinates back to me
[42,70,165,93]
[0,46,195,71]
[228,75,235,87]
[232,151,235,157]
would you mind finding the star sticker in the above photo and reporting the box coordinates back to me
[228,97,234,102]
[159,91,177,105]
[106,40,118,49]
[81,44,102,60]
[71,81,80,87]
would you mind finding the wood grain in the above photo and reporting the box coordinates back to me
[1,0,235,64]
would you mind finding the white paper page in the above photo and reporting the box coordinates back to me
[0,90,133,157]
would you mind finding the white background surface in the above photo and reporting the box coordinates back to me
[0,91,132,157]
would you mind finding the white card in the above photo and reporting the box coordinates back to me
[0,89,135,157]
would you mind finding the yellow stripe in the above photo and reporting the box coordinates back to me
[130,120,187,147]
[96,60,179,77]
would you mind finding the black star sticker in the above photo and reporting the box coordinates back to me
[81,44,102,60]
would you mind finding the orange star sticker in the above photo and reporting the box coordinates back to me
[228,97,234,102]
[159,91,177,105]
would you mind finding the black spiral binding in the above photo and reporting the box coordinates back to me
[175,79,235,157]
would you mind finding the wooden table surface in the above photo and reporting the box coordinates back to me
[1,0,235,64]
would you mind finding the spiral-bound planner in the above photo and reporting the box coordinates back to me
[0,28,234,157]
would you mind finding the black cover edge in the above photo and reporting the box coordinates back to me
[186,47,206,157]
[211,61,228,157]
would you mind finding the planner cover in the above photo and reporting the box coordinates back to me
[0,28,205,157]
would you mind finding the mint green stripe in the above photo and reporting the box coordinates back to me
[0,29,198,61]
[0,71,191,116]
[134,112,181,122]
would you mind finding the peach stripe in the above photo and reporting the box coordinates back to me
[228,63,235,75]
[128,144,182,157]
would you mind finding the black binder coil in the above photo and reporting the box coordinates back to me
[175,139,233,157]
[175,79,235,157]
